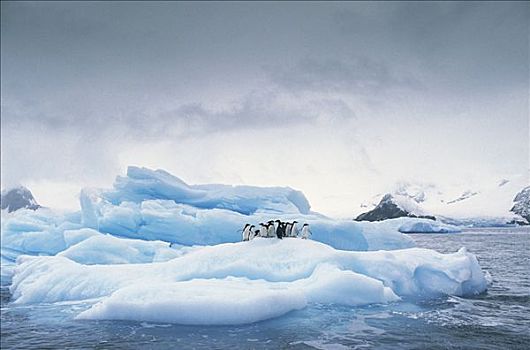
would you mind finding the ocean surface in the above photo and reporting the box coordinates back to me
[1,227,529,349]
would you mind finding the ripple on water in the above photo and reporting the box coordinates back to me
[1,229,530,349]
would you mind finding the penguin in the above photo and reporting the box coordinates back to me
[301,223,312,239]
[248,225,255,240]
[284,222,292,237]
[242,224,251,241]
[267,220,276,238]
[260,223,269,238]
[291,221,299,237]
[251,229,260,240]
[275,220,285,239]
[263,223,269,237]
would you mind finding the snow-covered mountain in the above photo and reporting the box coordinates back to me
[0,186,40,213]
[356,175,529,226]
[511,186,530,223]
[355,194,435,222]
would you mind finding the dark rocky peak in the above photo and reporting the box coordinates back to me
[511,186,530,224]
[355,193,435,222]
[1,186,41,213]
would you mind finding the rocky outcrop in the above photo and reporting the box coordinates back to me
[1,186,41,213]
[446,190,479,204]
[355,194,435,222]
[510,186,530,224]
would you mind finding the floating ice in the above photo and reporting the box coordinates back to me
[1,208,80,257]
[10,239,487,325]
[101,166,311,215]
[2,166,489,326]
[76,264,398,325]
[77,278,308,325]
[1,166,418,264]
[1,200,415,261]
[58,234,192,265]
[398,219,461,234]
[77,166,417,249]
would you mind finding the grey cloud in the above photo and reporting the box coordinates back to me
[2,1,527,137]
[1,1,528,193]
[2,84,355,143]
[267,57,421,95]
[334,2,529,92]
[151,92,355,138]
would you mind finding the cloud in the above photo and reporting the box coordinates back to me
[1,1,528,215]
[153,90,359,138]
[333,2,529,92]
[267,57,421,95]
[2,61,361,142]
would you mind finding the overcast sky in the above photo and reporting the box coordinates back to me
[1,1,529,217]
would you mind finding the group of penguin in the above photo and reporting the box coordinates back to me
[241,220,312,241]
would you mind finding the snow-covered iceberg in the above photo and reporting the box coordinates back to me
[76,264,398,325]
[99,166,311,216]
[1,208,80,257]
[2,166,489,326]
[72,166,416,250]
[10,238,487,325]
[1,166,473,288]
[57,233,192,265]
[2,166,418,284]
[1,200,415,264]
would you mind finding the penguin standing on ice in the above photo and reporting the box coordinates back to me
[284,222,292,237]
[267,220,276,238]
[275,220,285,239]
[301,223,312,239]
[259,227,267,237]
[242,224,251,241]
[259,223,268,238]
[291,221,299,237]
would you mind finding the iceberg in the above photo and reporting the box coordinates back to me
[398,219,461,233]
[2,166,489,326]
[2,166,419,285]
[75,166,415,250]
[1,208,81,258]
[76,264,398,325]
[58,233,192,265]
[10,239,487,325]
[100,166,311,215]
[1,197,415,261]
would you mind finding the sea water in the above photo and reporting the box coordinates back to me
[1,227,529,349]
